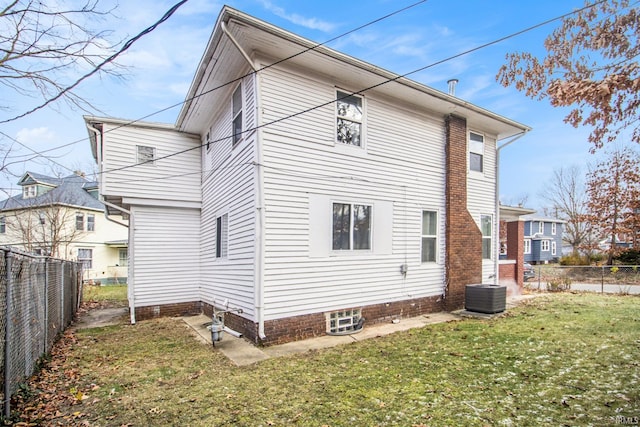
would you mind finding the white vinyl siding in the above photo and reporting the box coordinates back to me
[199,73,257,318]
[258,61,447,320]
[130,206,200,307]
[467,131,497,280]
[99,123,201,203]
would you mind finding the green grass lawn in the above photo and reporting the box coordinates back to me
[82,284,128,308]
[13,293,640,426]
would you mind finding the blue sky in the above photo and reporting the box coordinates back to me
[0,0,611,209]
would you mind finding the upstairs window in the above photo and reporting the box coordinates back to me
[216,213,228,258]
[87,214,95,232]
[232,84,243,146]
[23,185,37,198]
[137,145,156,165]
[336,91,363,147]
[538,221,544,234]
[332,203,371,251]
[421,210,437,263]
[551,222,557,235]
[76,213,84,231]
[0,216,5,234]
[469,132,484,173]
[481,215,492,260]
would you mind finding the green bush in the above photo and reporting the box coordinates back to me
[613,249,640,265]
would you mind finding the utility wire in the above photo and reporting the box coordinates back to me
[6,0,430,161]
[0,0,189,124]
[99,0,608,177]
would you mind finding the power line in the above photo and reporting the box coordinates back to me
[99,0,608,177]
[4,0,430,163]
[0,0,189,124]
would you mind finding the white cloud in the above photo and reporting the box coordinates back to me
[258,0,336,32]
[15,127,56,145]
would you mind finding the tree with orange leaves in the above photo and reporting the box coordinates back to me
[585,147,640,264]
[497,0,639,152]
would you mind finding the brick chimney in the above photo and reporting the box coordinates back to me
[444,115,482,311]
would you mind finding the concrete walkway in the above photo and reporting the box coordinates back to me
[183,312,460,366]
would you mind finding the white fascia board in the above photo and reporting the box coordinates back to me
[121,197,201,210]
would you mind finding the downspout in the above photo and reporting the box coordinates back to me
[495,131,529,285]
[86,123,136,324]
[221,21,258,72]
[254,70,266,340]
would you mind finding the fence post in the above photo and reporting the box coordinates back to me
[60,262,65,331]
[601,266,605,294]
[44,259,49,351]
[4,250,13,419]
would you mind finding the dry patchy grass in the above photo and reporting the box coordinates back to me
[11,293,640,426]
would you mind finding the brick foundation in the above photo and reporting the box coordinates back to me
[135,301,201,320]
[445,114,482,311]
[141,295,444,346]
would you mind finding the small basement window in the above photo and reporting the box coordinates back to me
[326,309,362,335]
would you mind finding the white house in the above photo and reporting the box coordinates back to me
[0,172,129,284]
[85,6,530,345]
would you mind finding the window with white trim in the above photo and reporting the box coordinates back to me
[551,241,557,256]
[78,248,93,269]
[76,213,84,231]
[336,91,363,147]
[481,215,492,259]
[332,203,371,251]
[541,240,550,251]
[216,213,228,258]
[551,222,557,235]
[469,132,484,173]
[0,216,5,234]
[538,221,544,234]
[524,239,531,254]
[232,84,243,146]
[421,210,437,263]
[119,249,128,266]
[87,214,95,232]
[137,145,156,165]
[23,185,37,198]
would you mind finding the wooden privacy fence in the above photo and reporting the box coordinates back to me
[0,247,82,419]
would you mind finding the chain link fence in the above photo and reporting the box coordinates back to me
[0,247,82,419]
[525,264,640,293]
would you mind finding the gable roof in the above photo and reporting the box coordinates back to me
[0,172,104,212]
[176,6,531,138]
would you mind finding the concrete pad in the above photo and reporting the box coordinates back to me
[75,307,129,329]
[182,314,269,366]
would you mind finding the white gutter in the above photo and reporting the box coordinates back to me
[494,131,529,285]
[86,122,136,324]
[221,21,258,72]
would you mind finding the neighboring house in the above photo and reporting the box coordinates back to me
[0,172,129,284]
[521,215,565,264]
[84,6,530,345]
